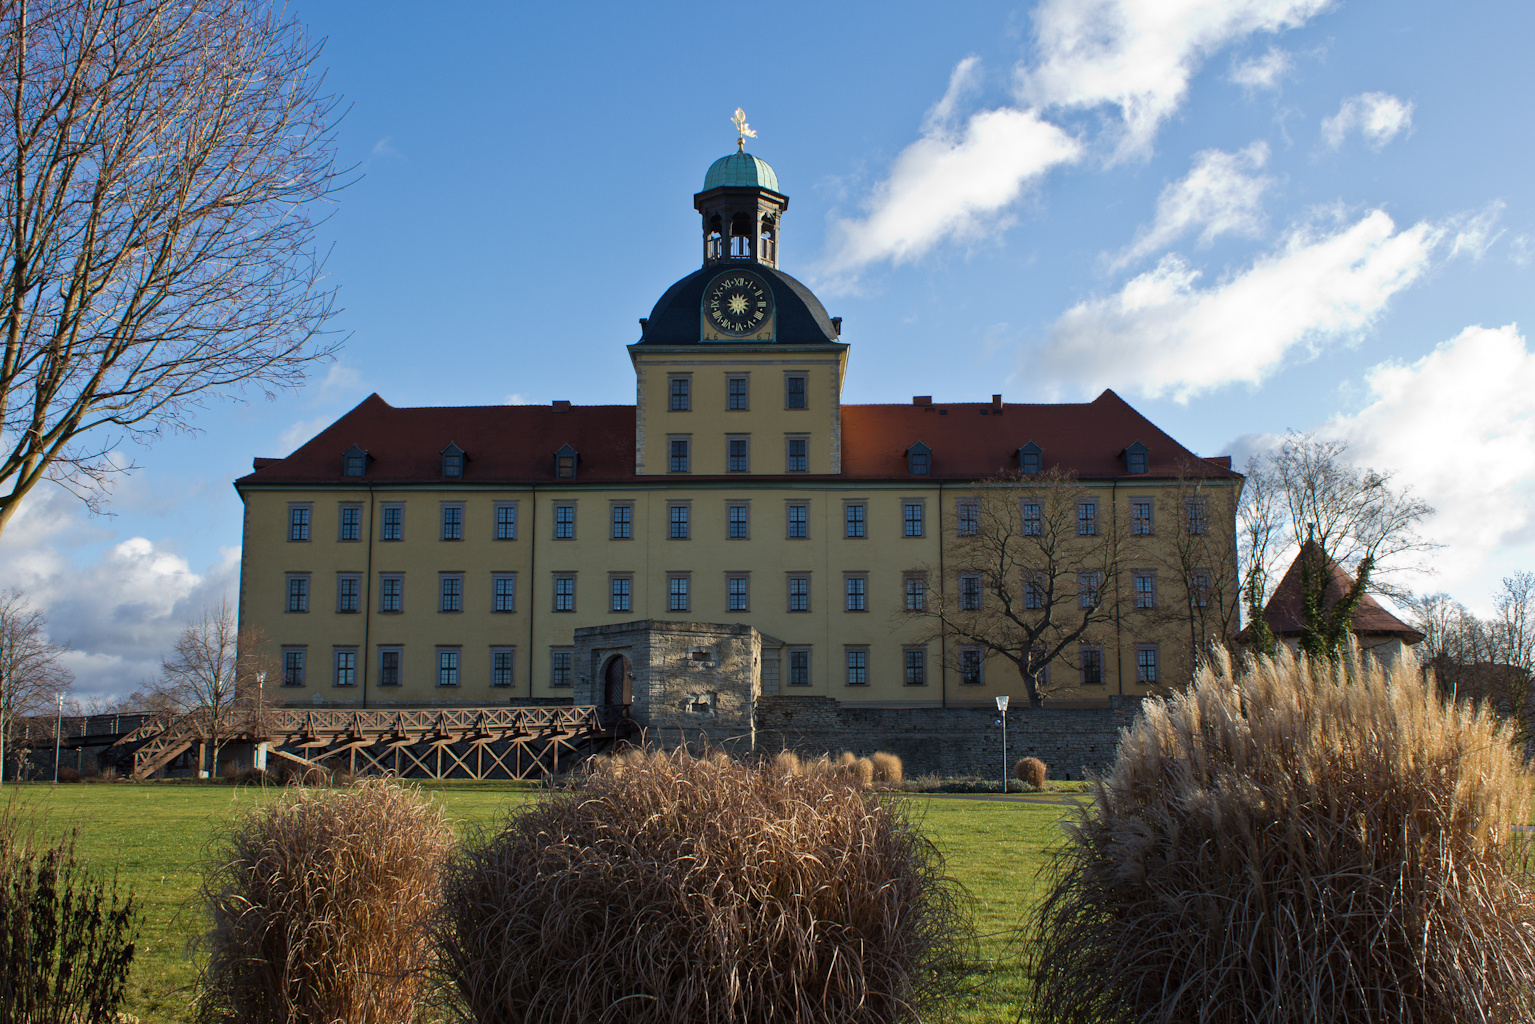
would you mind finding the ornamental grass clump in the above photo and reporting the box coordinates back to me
[871,751,904,784]
[1030,645,1535,1024]
[1015,757,1046,790]
[439,747,970,1024]
[198,779,452,1024]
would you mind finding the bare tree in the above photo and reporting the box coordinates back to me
[1242,433,1435,659]
[0,0,345,539]
[1489,572,1535,743]
[1237,453,1287,655]
[920,470,1121,708]
[1151,466,1244,664]
[1409,578,1535,744]
[0,587,72,780]
[143,599,266,775]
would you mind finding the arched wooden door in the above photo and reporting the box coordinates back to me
[604,655,632,706]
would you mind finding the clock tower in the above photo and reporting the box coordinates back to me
[628,123,847,476]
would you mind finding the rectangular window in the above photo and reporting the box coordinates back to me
[727,375,749,410]
[437,648,460,687]
[381,504,404,541]
[669,436,690,473]
[1190,570,1212,608]
[1133,571,1156,610]
[379,574,403,613]
[554,503,575,539]
[959,573,982,611]
[493,573,517,613]
[785,373,807,409]
[844,502,866,538]
[333,648,357,688]
[377,647,402,687]
[1131,499,1153,536]
[554,575,575,612]
[727,575,749,612]
[440,574,464,613]
[960,647,983,686]
[728,503,750,539]
[1077,501,1098,536]
[336,574,361,614]
[1080,646,1104,685]
[610,503,633,539]
[495,502,518,540]
[288,503,312,542]
[1021,501,1041,537]
[904,574,927,612]
[491,647,516,688]
[788,575,810,612]
[845,575,867,612]
[845,647,869,686]
[786,503,808,539]
[957,500,979,537]
[908,450,930,475]
[668,574,690,613]
[669,374,691,411]
[669,503,690,540]
[441,502,464,541]
[282,647,306,687]
[550,648,573,687]
[786,436,808,472]
[727,436,750,473]
[788,647,811,686]
[1078,572,1102,609]
[339,504,362,542]
[610,575,632,613]
[285,574,309,613]
[1025,574,1046,610]
[903,502,924,538]
[1136,646,1159,685]
[1186,498,1209,536]
[904,647,927,686]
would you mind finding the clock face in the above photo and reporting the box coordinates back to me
[704,270,773,337]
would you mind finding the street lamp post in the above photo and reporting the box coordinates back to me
[53,692,63,784]
[255,672,267,773]
[995,695,1010,792]
[0,641,7,788]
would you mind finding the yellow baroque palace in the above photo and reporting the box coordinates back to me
[235,144,1242,711]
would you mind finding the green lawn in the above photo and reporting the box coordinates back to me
[6,780,1080,1023]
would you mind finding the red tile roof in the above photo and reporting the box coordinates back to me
[1251,541,1424,642]
[236,389,1240,487]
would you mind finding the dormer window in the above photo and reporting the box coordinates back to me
[554,443,578,480]
[906,441,932,476]
[1018,442,1042,476]
[1124,441,1149,475]
[441,442,465,479]
[342,444,367,478]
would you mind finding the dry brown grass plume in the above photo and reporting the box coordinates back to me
[197,779,452,1024]
[438,747,971,1024]
[1015,757,1047,789]
[871,751,905,784]
[1030,645,1535,1024]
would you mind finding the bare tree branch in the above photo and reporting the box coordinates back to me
[0,0,346,538]
[0,586,72,777]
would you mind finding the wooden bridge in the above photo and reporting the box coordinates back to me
[25,705,637,781]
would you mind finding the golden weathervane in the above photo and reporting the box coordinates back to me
[731,107,757,150]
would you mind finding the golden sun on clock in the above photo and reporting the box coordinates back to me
[704,271,773,336]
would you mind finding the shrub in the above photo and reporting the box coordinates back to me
[1030,646,1535,1024]
[852,756,876,786]
[1015,757,1046,789]
[439,748,970,1024]
[870,751,904,784]
[838,750,858,769]
[772,749,802,775]
[0,807,140,1023]
[55,766,82,784]
[199,779,452,1024]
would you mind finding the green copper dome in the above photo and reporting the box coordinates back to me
[703,151,779,193]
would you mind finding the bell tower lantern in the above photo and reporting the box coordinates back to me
[695,110,788,267]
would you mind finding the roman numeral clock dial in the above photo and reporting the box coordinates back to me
[703,270,773,338]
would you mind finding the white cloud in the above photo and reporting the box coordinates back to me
[1040,208,1442,401]
[278,414,335,454]
[1019,0,1332,155]
[1229,46,1293,89]
[1317,325,1535,599]
[819,94,1082,281]
[1448,201,1504,261]
[1321,92,1413,149]
[1112,142,1272,268]
[0,486,238,701]
[505,393,533,405]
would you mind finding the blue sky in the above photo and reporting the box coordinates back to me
[5,0,1533,699]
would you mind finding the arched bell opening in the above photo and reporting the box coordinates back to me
[705,214,724,262]
[729,212,754,258]
[760,215,777,265]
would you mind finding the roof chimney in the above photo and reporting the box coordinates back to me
[992,394,1003,411]
[552,400,571,412]
[830,316,842,336]
[912,395,932,406]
